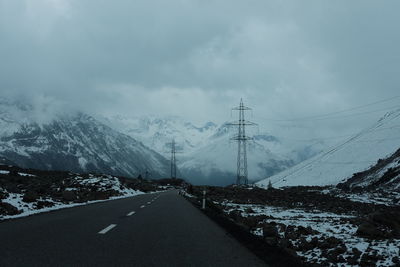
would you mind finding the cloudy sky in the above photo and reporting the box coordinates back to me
[1,0,400,139]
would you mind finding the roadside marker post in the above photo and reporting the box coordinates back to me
[202,190,206,210]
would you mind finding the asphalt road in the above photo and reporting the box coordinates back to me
[0,190,266,267]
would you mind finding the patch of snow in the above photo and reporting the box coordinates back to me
[78,157,88,169]
[18,173,36,177]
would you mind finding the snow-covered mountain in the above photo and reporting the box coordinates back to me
[257,109,400,188]
[101,115,325,185]
[0,99,169,178]
[99,115,218,154]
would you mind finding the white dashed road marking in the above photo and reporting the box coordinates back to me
[127,211,136,216]
[140,205,146,209]
[98,224,117,234]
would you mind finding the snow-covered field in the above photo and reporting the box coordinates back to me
[0,174,146,221]
[221,202,400,266]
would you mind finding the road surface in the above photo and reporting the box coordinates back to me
[0,190,266,266]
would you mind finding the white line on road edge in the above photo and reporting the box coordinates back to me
[140,205,146,208]
[127,211,136,216]
[98,224,117,234]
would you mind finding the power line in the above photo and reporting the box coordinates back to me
[280,124,400,142]
[260,96,400,122]
[318,161,377,165]
[355,136,400,142]
[282,133,357,142]
[299,105,400,121]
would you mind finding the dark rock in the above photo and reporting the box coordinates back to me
[245,207,255,213]
[297,225,316,235]
[22,191,39,202]
[309,237,319,248]
[326,245,347,262]
[352,247,362,257]
[263,223,279,238]
[264,237,278,246]
[347,256,359,266]
[36,200,54,209]
[356,222,385,239]
[62,190,77,202]
[0,191,8,200]
[285,225,299,240]
[228,210,242,221]
[297,237,315,251]
[318,236,342,249]
[278,238,291,248]
[9,170,19,176]
[337,255,346,263]
[283,248,298,258]
[243,216,263,229]
[0,202,21,215]
[360,252,379,267]
[369,211,400,237]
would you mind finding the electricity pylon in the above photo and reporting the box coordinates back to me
[228,99,257,185]
[167,139,182,179]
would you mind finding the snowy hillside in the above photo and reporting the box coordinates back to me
[102,115,325,185]
[338,148,400,192]
[257,109,400,188]
[0,100,169,178]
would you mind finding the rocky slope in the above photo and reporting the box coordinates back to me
[338,147,400,192]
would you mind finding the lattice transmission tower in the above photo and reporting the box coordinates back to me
[229,99,257,185]
[168,139,182,179]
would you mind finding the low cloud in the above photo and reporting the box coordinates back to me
[1,0,399,139]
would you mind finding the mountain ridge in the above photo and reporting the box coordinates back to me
[0,101,169,178]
